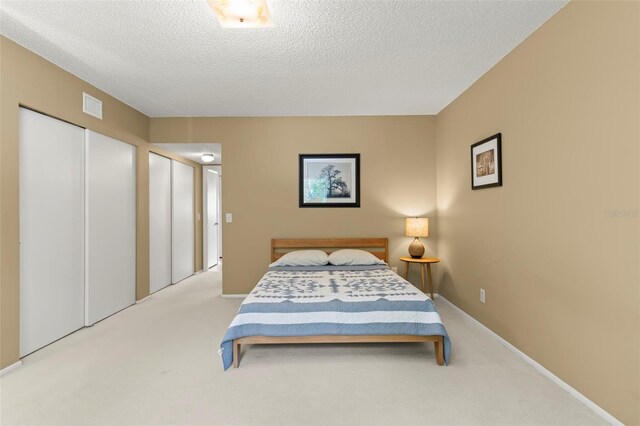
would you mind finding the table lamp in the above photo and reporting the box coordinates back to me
[405,217,429,258]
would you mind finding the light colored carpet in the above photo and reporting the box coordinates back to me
[0,269,605,425]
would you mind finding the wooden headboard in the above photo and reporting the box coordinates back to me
[271,238,388,262]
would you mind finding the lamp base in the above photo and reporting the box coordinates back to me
[408,237,425,258]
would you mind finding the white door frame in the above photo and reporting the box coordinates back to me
[202,165,222,270]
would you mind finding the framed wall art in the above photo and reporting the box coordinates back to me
[299,154,360,208]
[471,133,502,190]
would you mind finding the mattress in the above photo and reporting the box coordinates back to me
[220,265,451,369]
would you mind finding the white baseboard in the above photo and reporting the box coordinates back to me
[436,295,622,426]
[0,360,22,377]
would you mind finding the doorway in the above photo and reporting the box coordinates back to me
[203,166,222,270]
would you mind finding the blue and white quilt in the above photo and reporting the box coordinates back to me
[220,265,451,369]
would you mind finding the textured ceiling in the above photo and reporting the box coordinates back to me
[154,143,222,165]
[0,0,567,117]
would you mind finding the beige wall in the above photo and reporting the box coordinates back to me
[2,2,638,422]
[0,36,203,369]
[151,116,438,294]
[435,2,639,424]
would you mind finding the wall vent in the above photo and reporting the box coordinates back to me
[83,93,103,119]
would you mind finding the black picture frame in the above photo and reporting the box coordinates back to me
[471,133,502,190]
[299,154,360,208]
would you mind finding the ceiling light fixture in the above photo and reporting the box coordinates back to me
[201,153,215,163]
[207,0,273,28]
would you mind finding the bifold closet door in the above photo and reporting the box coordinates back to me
[171,160,195,283]
[19,108,85,356]
[149,153,172,293]
[85,130,136,325]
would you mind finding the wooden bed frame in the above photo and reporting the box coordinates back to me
[232,238,445,367]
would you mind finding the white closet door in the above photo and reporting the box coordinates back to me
[85,130,136,325]
[207,170,220,268]
[171,160,195,283]
[149,153,172,293]
[19,108,85,356]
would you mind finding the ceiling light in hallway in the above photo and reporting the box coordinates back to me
[201,153,215,162]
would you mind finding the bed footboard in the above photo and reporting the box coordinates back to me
[232,335,445,368]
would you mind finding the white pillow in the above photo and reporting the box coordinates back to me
[328,249,386,266]
[269,250,329,267]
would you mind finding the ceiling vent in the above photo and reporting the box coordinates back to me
[83,92,103,119]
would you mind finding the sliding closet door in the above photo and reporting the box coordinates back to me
[85,130,136,325]
[19,108,85,356]
[149,153,172,293]
[171,160,195,283]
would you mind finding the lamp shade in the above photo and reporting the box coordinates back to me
[405,217,429,238]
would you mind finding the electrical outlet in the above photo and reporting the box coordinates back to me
[225,213,232,223]
[391,266,398,274]
[480,289,486,303]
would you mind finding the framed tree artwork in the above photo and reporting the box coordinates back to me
[299,154,360,208]
[471,133,502,190]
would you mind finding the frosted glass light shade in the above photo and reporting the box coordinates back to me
[208,0,273,28]
[405,218,429,237]
[201,153,215,163]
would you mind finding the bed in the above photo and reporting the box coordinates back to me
[220,238,451,369]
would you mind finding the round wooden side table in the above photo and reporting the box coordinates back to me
[399,257,440,299]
